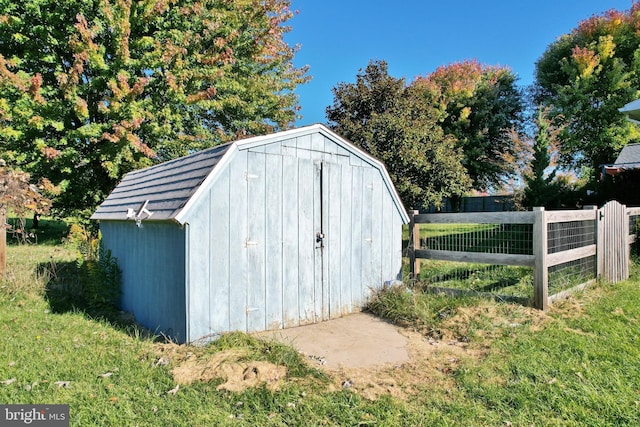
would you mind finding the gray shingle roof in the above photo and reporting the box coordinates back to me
[613,143,640,166]
[91,143,231,221]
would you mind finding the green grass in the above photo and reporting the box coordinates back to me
[2,229,640,425]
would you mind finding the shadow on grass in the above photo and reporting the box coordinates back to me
[40,260,156,341]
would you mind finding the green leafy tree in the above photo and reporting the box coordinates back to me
[326,60,471,209]
[523,108,560,208]
[534,5,640,187]
[0,0,308,214]
[415,60,524,191]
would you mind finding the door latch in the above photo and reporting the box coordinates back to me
[316,232,325,247]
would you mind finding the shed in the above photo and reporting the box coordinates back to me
[92,124,409,343]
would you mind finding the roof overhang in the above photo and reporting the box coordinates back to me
[603,162,640,176]
[619,98,640,123]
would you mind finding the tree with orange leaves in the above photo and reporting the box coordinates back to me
[535,3,640,189]
[415,60,524,192]
[0,0,308,215]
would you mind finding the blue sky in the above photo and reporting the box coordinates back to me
[285,0,634,126]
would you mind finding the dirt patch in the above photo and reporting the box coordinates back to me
[170,349,287,392]
[154,345,287,392]
[326,330,474,400]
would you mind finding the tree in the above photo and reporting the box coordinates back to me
[534,4,640,187]
[523,108,560,208]
[414,60,524,191]
[326,60,471,209]
[0,0,308,214]
[0,161,52,276]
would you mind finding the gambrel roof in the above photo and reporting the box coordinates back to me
[91,124,409,224]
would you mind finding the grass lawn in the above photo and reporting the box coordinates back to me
[2,222,640,425]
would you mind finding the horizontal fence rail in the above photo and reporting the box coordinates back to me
[408,201,635,310]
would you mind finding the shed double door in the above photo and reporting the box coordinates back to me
[298,159,345,325]
[245,152,370,331]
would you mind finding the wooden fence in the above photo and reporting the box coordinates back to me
[408,200,638,310]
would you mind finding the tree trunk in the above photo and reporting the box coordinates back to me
[0,208,6,278]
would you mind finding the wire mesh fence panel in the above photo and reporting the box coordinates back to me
[548,255,597,295]
[419,223,533,255]
[415,260,534,301]
[407,209,612,309]
[547,220,596,254]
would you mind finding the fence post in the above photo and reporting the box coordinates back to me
[533,207,548,310]
[583,205,600,279]
[408,210,420,279]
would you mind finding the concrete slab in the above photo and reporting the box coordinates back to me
[255,312,410,370]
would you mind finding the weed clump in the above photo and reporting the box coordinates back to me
[44,224,121,319]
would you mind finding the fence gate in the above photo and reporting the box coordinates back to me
[597,200,629,283]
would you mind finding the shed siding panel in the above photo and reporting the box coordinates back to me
[209,167,231,336]
[282,155,300,327]
[228,151,248,332]
[312,160,323,321]
[320,164,329,320]
[382,185,394,283]
[186,194,211,340]
[264,141,282,156]
[247,151,267,332]
[311,133,325,160]
[323,135,339,156]
[265,153,284,330]
[340,164,353,313]
[100,221,186,341]
[298,158,316,324]
[393,213,403,281]
[350,167,363,307]
[361,167,374,301]
[295,135,312,159]
[326,162,342,318]
[370,170,384,295]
